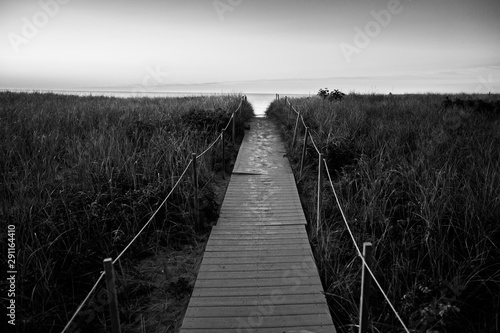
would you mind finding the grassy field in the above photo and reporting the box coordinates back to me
[267,93,500,333]
[0,91,254,332]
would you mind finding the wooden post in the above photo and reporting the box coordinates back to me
[300,127,309,177]
[232,112,236,145]
[192,153,199,225]
[222,129,226,180]
[285,96,287,104]
[359,242,373,333]
[316,153,323,234]
[103,258,121,333]
[292,111,301,149]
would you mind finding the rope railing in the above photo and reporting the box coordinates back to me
[280,95,410,333]
[197,132,222,159]
[61,95,247,333]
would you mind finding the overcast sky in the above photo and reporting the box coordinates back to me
[1,0,499,93]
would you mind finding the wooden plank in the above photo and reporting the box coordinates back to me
[200,254,315,265]
[186,294,327,307]
[184,303,330,318]
[181,325,335,333]
[192,285,325,297]
[198,262,318,273]
[216,218,306,223]
[181,313,334,329]
[196,268,318,280]
[208,233,306,240]
[202,249,313,258]
[194,275,322,288]
[211,225,304,231]
[206,238,310,246]
[205,244,312,252]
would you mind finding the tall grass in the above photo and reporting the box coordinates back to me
[267,93,500,332]
[0,91,254,332]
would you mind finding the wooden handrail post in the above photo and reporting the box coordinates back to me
[192,153,199,225]
[300,127,309,177]
[222,129,226,180]
[316,153,323,234]
[232,112,236,145]
[359,242,373,333]
[292,111,301,149]
[103,258,121,333]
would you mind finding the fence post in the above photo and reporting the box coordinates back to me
[192,153,199,225]
[292,111,301,149]
[359,242,373,333]
[232,112,236,145]
[316,153,323,234]
[222,129,226,180]
[300,127,309,177]
[103,258,121,333]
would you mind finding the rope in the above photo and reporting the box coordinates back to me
[197,133,222,159]
[308,132,321,155]
[300,114,307,128]
[322,158,410,333]
[223,113,234,132]
[61,272,105,333]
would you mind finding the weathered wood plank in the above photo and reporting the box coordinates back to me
[184,303,330,318]
[206,238,310,247]
[202,249,313,258]
[194,275,322,288]
[180,325,334,333]
[205,244,312,252]
[198,261,317,273]
[186,294,327,307]
[192,285,324,297]
[209,232,306,240]
[196,268,318,280]
[181,313,334,329]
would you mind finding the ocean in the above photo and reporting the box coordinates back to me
[3,89,311,117]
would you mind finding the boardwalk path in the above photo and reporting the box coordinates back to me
[180,118,336,332]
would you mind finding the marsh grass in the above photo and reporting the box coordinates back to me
[0,91,253,332]
[267,93,500,333]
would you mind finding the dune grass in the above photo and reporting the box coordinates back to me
[0,91,254,332]
[267,93,500,333]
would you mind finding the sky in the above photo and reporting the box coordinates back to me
[1,0,499,94]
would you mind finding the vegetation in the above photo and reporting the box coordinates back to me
[318,88,346,101]
[267,93,500,333]
[0,91,254,332]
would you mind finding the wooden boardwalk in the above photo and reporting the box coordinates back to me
[180,118,336,332]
